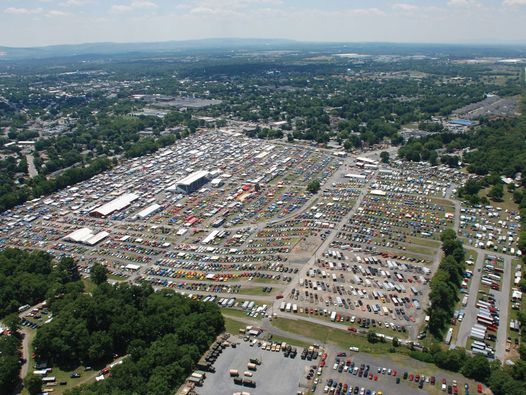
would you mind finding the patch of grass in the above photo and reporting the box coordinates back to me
[268,334,311,348]
[272,318,401,354]
[239,286,276,296]
[405,244,435,256]
[222,308,262,321]
[82,278,96,293]
[224,316,248,335]
[406,236,441,249]
[107,274,126,282]
[251,277,281,284]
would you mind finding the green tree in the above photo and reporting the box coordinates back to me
[307,179,321,194]
[461,355,491,382]
[90,263,107,285]
[367,332,379,344]
[380,151,390,163]
[488,184,504,201]
[24,374,42,395]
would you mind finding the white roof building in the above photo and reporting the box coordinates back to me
[90,193,139,217]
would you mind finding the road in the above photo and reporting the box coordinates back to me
[26,154,38,178]
[455,249,485,349]
[495,254,512,361]
[19,327,32,379]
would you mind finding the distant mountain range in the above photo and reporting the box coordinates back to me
[1,38,526,61]
[0,38,300,61]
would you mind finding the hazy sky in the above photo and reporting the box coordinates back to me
[1,0,525,47]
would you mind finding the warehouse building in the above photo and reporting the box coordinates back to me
[167,170,210,194]
[90,193,139,218]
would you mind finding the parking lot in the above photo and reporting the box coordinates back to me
[197,337,314,395]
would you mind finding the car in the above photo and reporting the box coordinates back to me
[396,377,400,384]
[374,375,378,381]
[477,383,483,393]
[431,376,436,385]
[70,373,81,378]
[403,372,408,380]
[448,385,453,394]
[409,374,414,381]
[442,384,447,392]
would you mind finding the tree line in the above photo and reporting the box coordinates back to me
[427,229,466,339]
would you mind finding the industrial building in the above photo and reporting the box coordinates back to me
[167,170,210,194]
[90,193,139,218]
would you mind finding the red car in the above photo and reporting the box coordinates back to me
[374,375,378,381]
[392,369,397,377]
[409,374,414,381]
[477,383,483,393]
[369,373,373,380]
[321,353,327,361]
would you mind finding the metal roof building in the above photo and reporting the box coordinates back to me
[168,170,209,194]
[90,193,139,217]
[64,227,110,246]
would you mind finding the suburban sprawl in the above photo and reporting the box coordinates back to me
[1,41,526,395]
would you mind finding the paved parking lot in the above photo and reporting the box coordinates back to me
[198,339,313,395]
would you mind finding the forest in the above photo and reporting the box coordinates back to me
[0,248,225,395]
[35,284,224,395]
[0,249,81,318]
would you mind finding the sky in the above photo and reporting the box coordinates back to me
[1,0,526,47]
